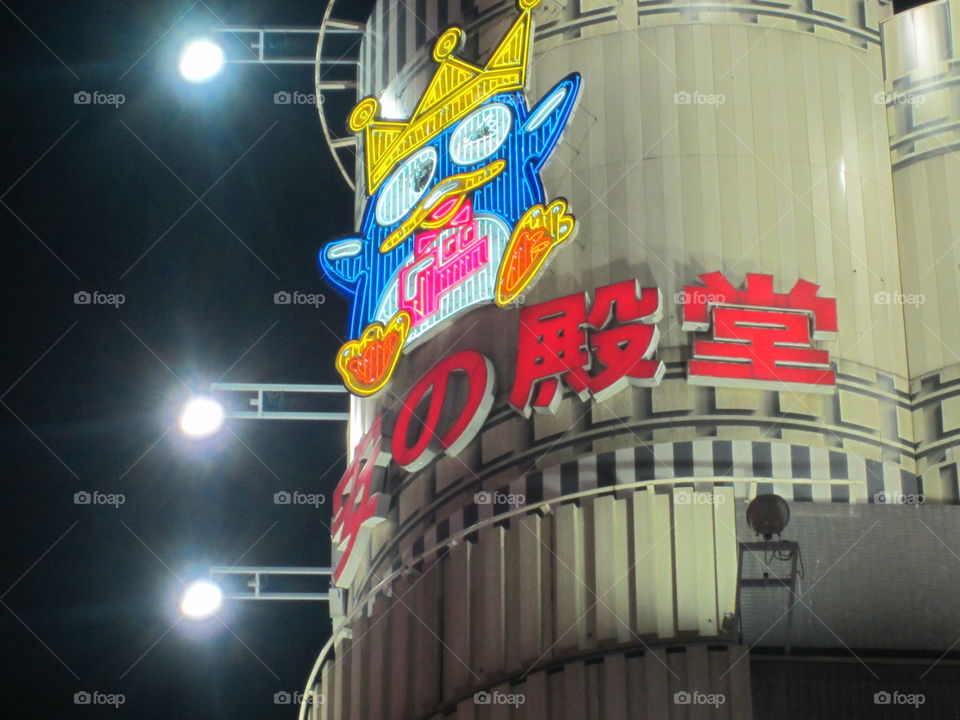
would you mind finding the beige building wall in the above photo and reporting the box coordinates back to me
[308,1,930,718]
[883,0,960,503]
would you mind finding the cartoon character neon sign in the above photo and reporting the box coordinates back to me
[319,0,582,396]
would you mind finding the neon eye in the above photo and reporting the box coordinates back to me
[375,147,438,227]
[449,104,512,166]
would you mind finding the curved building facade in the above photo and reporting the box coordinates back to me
[306,1,960,718]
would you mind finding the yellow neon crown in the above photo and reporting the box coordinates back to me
[349,0,544,194]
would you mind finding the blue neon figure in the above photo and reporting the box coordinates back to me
[319,73,582,346]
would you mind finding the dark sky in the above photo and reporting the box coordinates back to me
[1,1,375,718]
[0,1,933,718]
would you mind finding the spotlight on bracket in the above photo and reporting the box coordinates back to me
[746,494,790,540]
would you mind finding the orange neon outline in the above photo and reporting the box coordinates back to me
[335,312,412,396]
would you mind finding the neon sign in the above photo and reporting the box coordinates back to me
[332,351,495,586]
[510,279,665,416]
[682,272,838,392]
[319,0,581,396]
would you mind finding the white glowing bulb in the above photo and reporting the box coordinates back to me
[179,397,224,437]
[180,580,224,619]
[179,39,225,83]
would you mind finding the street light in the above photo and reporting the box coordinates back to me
[178,38,226,83]
[179,397,225,438]
[180,579,224,620]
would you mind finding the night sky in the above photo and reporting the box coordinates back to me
[0,1,933,718]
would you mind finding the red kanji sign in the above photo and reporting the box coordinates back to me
[331,414,391,587]
[392,349,496,471]
[509,279,664,416]
[682,272,838,392]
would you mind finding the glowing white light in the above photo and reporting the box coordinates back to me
[179,397,224,437]
[180,580,223,619]
[179,39,225,83]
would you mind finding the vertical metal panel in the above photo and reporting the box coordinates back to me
[673,488,699,631]
[505,513,544,667]
[319,661,332,720]
[473,526,505,678]
[388,578,412,718]
[713,486,738,628]
[332,637,351,720]
[593,495,631,642]
[563,661,588,720]
[348,613,368,720]
[693,497,719,636]
[600,653,628,720]
[443,541,473,695]
[411,563,441,716]
[366,595,389,720]
[554,503,588,651]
